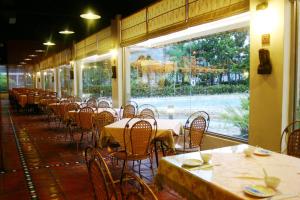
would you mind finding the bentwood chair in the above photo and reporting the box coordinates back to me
[67,96,75,102]
[78,106,94,150]
[281,121,300,158]
[112,117,157,179]
[58,100,70,128]
[175,114,207,153]
[87,149,119,200]
[138,104,159,119]
[92,111,116,147]
[120,172,158,200]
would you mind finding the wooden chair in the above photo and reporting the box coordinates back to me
[281,121,300,158]
[78,106,94,149]
[87,149,119,200]
[112,117,157,179]
[175,115,207,153]
[138,104,159,119]
[67,96,75,102]
[120,172,158,200]
[58,100,70,128]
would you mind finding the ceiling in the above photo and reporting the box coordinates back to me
[0,0,158,66]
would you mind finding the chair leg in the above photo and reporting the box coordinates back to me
[154,141,159,167]
[120,160,126,183]
[149,157,154,177]
[161,141,166,156]
[138,160,142,178]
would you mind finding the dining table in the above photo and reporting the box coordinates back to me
[155,144,300,200]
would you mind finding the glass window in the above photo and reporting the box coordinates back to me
[60,65,74,97]
[82,59,112,98]
[8,67,25,89]
[128,27,249,140]
[0,65,7,92]
[44,70,54,90]
[295,1,300,120]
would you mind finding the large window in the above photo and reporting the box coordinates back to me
[82,59,112,98]
[60,65,73,97]
[44,70,54,90]
[128,26,249,140]
[8,67,26,89]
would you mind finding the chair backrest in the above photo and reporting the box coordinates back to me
[27,93,35,104]
[67,96,75,102]
[59,100,70,118]
[124,118,157,156]
[93,111,115,139]
[187,116,206,149]
[88,150,118,200]
[281,121,300,157]
[66,102,80,112]
[121,104,136,119]
[121,172,158,200]
[138,104,159,119]
[87,97,97,108]
[74,96,82,103]
[185,111,210,132]
[79,106,94,130]
[98,100,111,108]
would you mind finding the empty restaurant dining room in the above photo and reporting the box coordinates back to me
[1,0,300,199]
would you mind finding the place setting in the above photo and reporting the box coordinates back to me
[181,151,221,171]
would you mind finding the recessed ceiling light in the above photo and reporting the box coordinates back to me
[59,30,75,34]
[80,12,101,20]
[20,62,26,65]
[29,54,37,57]
[43,41,55,46]
[35,49,45,53]
[24,58,32,61]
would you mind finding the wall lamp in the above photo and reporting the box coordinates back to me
[256,1,268,11]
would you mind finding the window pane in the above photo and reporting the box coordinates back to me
[60,65,73,97]
[128,27,250,140]
[0,65,7,92]
[82,59,112,98]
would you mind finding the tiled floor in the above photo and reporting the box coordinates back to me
[0,95,182,200]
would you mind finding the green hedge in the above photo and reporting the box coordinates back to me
[131,84,248,97]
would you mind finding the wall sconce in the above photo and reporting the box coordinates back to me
[257,49,272,74]
[111,66,117,79]
[256,1,268,11]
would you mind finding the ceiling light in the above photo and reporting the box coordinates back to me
[80,12,101,20]
[29,54,37,57]
[20,62,26,65]
[43,41,55,46]
[59,30,75,35]
[24,58,32,61]
[35,49,45,53]
[17,65,22,67]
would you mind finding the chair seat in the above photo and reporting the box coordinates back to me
[112,150,150,161]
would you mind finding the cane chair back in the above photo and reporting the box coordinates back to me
[121,172,158,200]
[74,96,82,103]
[124,118,157,158]
[185,111,210,132]
[121,104,136,119]
[59,100,70,119]
[138,104,159,119]
[281,121,300,158]
[87,97,97,108]
[65,103,80,123]
[67,96,75,102]
[88,150,118,200]
[188,116,206,149]
[98,100,111,108]
[79,106,94,130]
[93,111,115,145]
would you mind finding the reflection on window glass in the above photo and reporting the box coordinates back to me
[82,59,112,98]
[8,67,26,89]
[60,66,73,97]
[129,28,249,140]
[44,70,54,90]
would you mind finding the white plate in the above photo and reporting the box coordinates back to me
[243,185,276,198]
[254,148,271,156]
[182,159,203,167]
